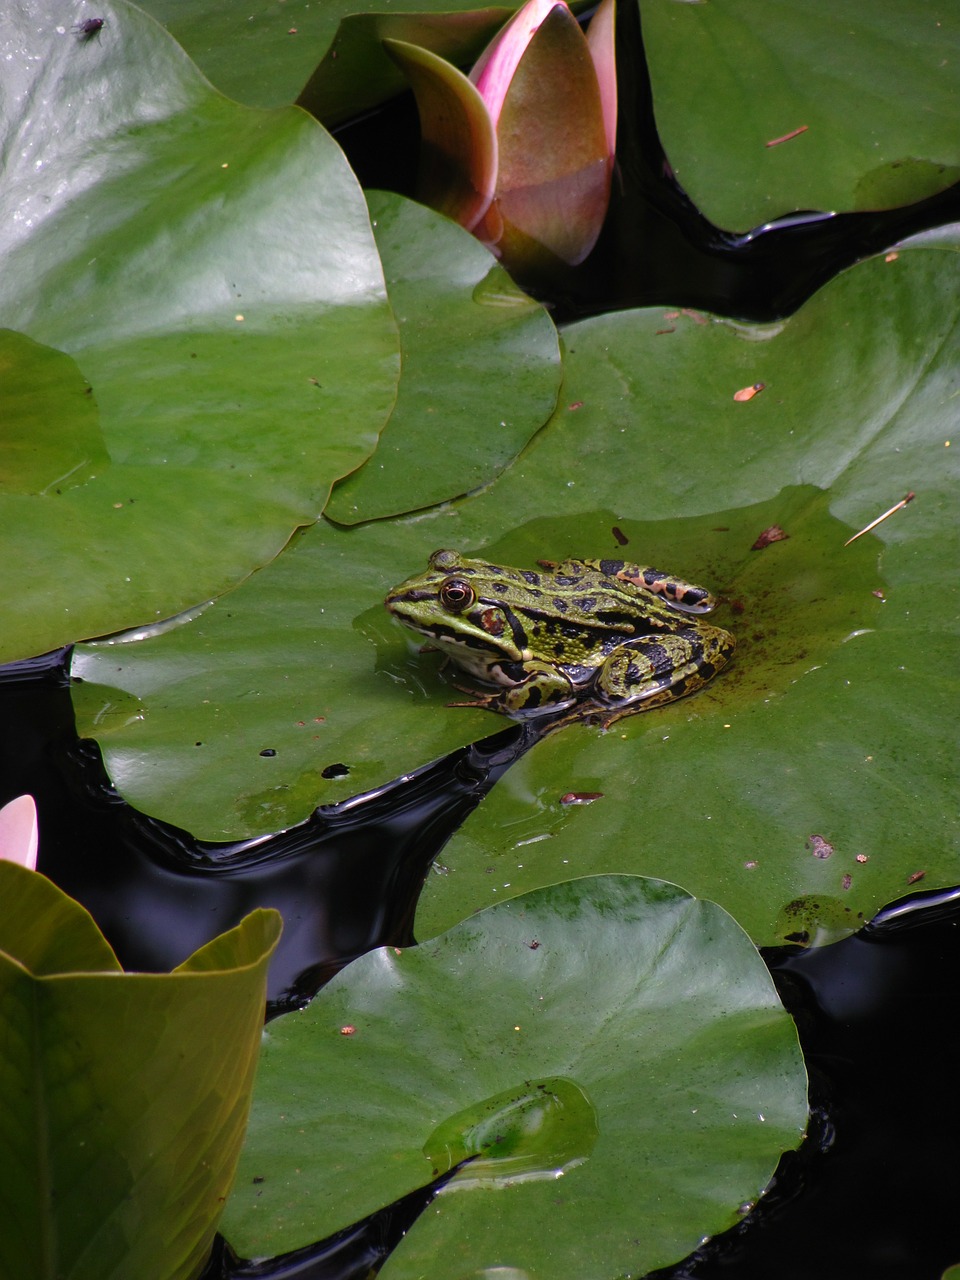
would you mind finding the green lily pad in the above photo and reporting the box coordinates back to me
[0,331,107,497]
[641,0,960,231]
[0,0,398,663]
[299,6,515,127]
[69,189,559,838]
[222,875,807,1277]
[414,247,960,946]
[72,244,960,942]
[0,860,281,1280]
[69,516,496,839]
[140,0,515,112]
[326,191,560,524]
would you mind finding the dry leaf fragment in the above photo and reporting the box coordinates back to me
[733,382,766,402]
[751,525,789,550]
[765,125,808,147]
[844,492,915,546]
[807,833,834,859]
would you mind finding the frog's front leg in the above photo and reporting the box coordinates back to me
[499,659,577,714]
[594,625,735,713]
[449,659,576,715]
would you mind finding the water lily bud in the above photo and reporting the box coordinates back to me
[386,0,617,278]
[0,794,38,870]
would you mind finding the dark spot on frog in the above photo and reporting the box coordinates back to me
[559,623,589,641]
[492,581,508,593]
[521,570,541,585]
[574,596,597,611]
[552,597,569,613]
[321,762,350,779]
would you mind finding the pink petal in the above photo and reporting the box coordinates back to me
[470,0,566,128]
[385,38,498,231]
[586,0,617,159]
[492,2,612,267]
[0,794,39,871]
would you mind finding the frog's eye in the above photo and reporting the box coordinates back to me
[439,578,475,611]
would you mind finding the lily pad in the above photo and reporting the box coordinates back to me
[0,0,398,663]
[413,247,960,946]
[325,191,561,524]
[69,515,497,839]
[0,860,281,1280]
[299,6,515,127]
[70,189,561,839]
[72,244,960,940]
[641,0,960,231]
[141,0,515,113]
[222,875,807,1277]
[0,331,107,497]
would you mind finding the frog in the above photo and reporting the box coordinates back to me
[384,549,735,724]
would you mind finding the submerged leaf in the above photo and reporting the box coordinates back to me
[0,332,107,497]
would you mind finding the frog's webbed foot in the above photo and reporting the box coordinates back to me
[444,674,507,712]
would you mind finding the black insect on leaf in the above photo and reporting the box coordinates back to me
[73,17,105,39]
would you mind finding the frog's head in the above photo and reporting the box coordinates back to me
[385,549,528,677]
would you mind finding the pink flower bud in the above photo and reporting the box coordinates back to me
[0,794,39,871]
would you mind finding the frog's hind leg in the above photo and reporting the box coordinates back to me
[594,627,734,723]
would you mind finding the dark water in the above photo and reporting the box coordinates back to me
[3,654,959,1279]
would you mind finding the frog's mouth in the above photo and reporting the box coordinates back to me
[386,595,524,674]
